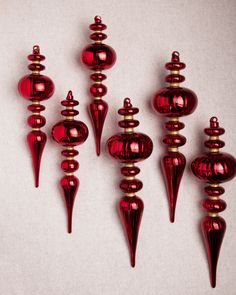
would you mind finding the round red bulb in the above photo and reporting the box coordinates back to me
[191,153,236,183]
[18,74,54,101]
[107,133,153,163]
[52,120,89,146]
[81,44,116,70]
[153,87,197,117]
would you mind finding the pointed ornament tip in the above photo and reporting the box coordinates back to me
[27,130,47,188]
[131,252,136,268]
[170,210,175,223]
[96,140,101,156]
[89,100,108,157]
[60,175,79,234]
[67,212,72,234]
[162,152,186,223]
[119,196,143,268]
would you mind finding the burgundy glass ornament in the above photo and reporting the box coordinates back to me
[107,98,153,267]
[153,51,198,222]
[18,45,55,187]
[52,91,88,233]
[191,117,236,287]
[81,16,116,156]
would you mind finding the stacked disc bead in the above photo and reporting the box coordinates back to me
[52,91,88,233]
[107,98,153,267]
[191,117,236,288]
[81,15,116,155]
[153,51,198,222]
[18,45,55,187]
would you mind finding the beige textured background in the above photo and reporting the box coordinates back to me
[0,0,236,294]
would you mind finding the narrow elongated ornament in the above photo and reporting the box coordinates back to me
[107,98,153,267]
[191,117,236,287]
[153,51,198,222]
[18,45,55,187]
[52,91,88,233]
[81,16,116,155]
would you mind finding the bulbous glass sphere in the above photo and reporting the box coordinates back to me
[81,43,116,70]
[153,87,197,117]
[52,120,88,146]
[191,152,236,183]
[18,74,54,101]
[107,133,153,163]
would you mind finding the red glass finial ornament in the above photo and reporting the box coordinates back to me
[153,51,198,222]
[107,98,153,267]
[51,91,88,233]
[18,45,55,187]
[191,117,236,288]
[81,16,116,156]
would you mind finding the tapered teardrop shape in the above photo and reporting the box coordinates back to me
[60,175,79,233]
[201,216,226,288]
[89,99,108,155]
[27,130,47,187]
[119,196,144,267]
[162,152,186,222]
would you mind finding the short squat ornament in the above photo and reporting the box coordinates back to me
[81,16,116,155]
[153,51,197,222]
[107,98,153,267]
[18,45,55,187]
[52,91,88,233]
[191,117,236,288]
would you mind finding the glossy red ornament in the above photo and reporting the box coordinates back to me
[191,117,236,287]
[18,45,55,187]
[107,98,153,267]
[81,16,116,156]
[153,51,198,222]
[52,91,88,233]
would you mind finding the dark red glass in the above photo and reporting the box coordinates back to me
[60,175,79,233]
[162,134,186,147]
[52,91,88,233]
[107,98,153,267]
[192,153,236,183]
[121,166,140,176]
[191,117,236,287]
[119,196,144,267]
[18,74,54,101]
[162,152,186,222]
[81,44,116,70]
[107,133,153,163]
[120,179,143,193]
[153,51,198,222]
[201,199,227,213]
[81,16,116,155]
[204,186,225,196]
[61,159,79,173]
[153,87,197,117]
[89,99,108,155]
[201,216,226,288]
[18,45,54,187]
[90,83,107,97]
[51,120,88,146]
[27,130,47,188]
[27,114,46,128]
